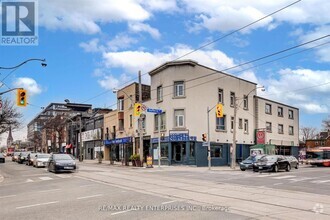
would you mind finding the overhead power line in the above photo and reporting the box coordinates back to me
[81,0,301,104]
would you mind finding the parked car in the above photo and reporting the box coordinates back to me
[33,154,51,168]
[12,152,20,162]
[252,155,291,172]
[26,153,38,166]
[17,152,30,164]
[285,156,299,169]
[0,153,5,163]
[47,154,76,173]
[239,154,265,171]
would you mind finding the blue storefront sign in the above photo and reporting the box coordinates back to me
[147,108,162,114]
[104,137,132,145]
[151,134,197,143]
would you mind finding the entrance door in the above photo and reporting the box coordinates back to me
[172,142,186,163]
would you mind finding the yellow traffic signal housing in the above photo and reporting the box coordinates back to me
[17,89,27,107]
[202,133,207,142]
[134,103,142,116]
[216,103,223,118]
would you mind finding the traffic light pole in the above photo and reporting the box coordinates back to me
[138,71,144,165]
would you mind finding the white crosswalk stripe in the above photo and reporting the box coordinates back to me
[39,177,53,181]
[272,175,296,179]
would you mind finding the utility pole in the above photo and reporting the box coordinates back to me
[207,106,211,170]
[158,113,161,168]
[231,98,237,169]
[138,71,143,165]
[79,115,83,162]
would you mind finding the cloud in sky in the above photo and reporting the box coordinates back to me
[13,78,42,96]
[128,22,161,39]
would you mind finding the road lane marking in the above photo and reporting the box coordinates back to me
[79,184,95,187]
[311,180,330,184]
[26,179,34,182]
[16,201,59,209]
[22,174,50,177]
[272,175,296,179]
[0,195,16,199]
[111,210,132,216]
[162,200,176,205]
[39,177,53,181]
[273,183,283,186]
[256,173,282,178]
[77,194,103,200]
[37,189,60,193]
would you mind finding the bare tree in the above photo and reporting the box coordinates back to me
[322,115,330,130]
[43,114,66,152]
[300,127,318,142]
[0,99,23,135]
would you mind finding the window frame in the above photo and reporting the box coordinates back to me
[174,109,185,128]
[230,92,235,107]
[174,81,185,98]
[238,118,243,129]
[216,115,226,131]
[157,85,163,102]
[265,103,272,115]
[211,145,223,158]
[244,119,248,133]
[289,126,294,135]
[118,98,124,111]
[243,95,248,110]
[154,112,166,131]
[278,106,283,117]
[266,122,272,133]
[218,88,224,104]
[278,124,284,134]
[288,109,294,119]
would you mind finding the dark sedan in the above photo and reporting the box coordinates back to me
[286,156,299,169]
[253,155,291,172]
[17,152,30,164]
[239,154,265,171]
[47,154,76,173]
[0,154,5,163]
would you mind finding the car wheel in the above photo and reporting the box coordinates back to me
[274,165,279,172]
[295,164,299,169]
[240,168,246,171]
[286,164,291,172]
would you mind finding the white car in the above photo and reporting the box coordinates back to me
[33,154,51,168]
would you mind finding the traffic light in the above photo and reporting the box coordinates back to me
[202,133,207,142]
[134,103,142,116]
[17,89,27,107]
[216,103,223,118]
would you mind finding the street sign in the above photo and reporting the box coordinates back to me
[147,108,162,114]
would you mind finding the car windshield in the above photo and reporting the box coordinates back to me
[259,156,277,162]
[54,154,73,160]
[38,154,50,158]
[245,155,264,162]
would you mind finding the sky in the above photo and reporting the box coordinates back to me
[0,0,329,145]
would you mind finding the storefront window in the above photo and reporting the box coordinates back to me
[211,145,222,158]
[152,143,168,158]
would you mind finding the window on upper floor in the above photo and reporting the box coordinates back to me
[244,119,248,133]
[230,116,234,131]
[118,98,124,111]
[243,95,248,110]
[157,85,163,102]
[230,92,235,107]
[288,109,294,119]
[278,124,284,134]
[278,107,283,117]
[265,103,272,114]
[174,109,185,128]
[289,126,294,135]
[218,88,224,104]
[154,112,166,131]
[174,81,185,97]
[118,119,124,131]
[216,115,226,131]
[266,122,272,132]
[238,118,243,129]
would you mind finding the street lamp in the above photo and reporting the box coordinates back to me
[231,86,265,169]
[0,58,47,70]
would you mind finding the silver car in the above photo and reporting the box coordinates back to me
[33,154,51,168]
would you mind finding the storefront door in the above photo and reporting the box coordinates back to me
[172,142,186,163]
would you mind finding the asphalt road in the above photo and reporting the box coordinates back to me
[0,158,244,220]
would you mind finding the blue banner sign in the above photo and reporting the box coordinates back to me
[151,135,196,143]
[104,137,132,145]
[147,108,162,114]
[151,136,169,143]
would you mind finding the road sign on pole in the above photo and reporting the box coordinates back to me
[147,108,162,114]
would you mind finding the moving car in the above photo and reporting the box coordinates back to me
[12,152,20,162]
[239,154,265,171]
[26,153,38,166]
[0,153,5,163]
[286,156,299,169]
[33,154,50,168]
[17,152,30,164]
[47,154,76,173]
[253,155,291,172]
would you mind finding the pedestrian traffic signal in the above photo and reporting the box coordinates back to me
[202,133,207,142]
[134,103,142,116]
[17,89,27,107]
[216,103,223,118]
